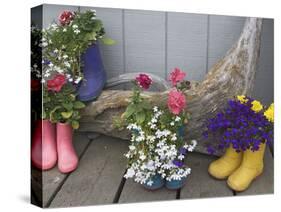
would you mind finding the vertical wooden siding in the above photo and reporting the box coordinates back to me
[35,4,274,105]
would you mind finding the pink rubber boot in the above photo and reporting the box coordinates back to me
[31,120,57,170]
[56,123,78,173]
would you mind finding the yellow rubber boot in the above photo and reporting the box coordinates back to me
[208,146,242,179]
[227,143,266,192]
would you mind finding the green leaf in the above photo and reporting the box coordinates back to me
[124,104,136,118]
[136,112,145,124]
[62,102,73,110]
[101,37,116,45]
[61,111,73,119]
[71,120,79,129]
[73,101,86,109]
[50,106,62,122]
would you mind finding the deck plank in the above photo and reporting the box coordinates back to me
[180,153,234,199]
[31,132,92,207]
[50,136,129,207]
[119,179,177,203]
[236,147,274,196]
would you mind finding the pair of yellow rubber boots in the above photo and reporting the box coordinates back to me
[208,143,266,191]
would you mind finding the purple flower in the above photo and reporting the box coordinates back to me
[203,97,273,153]
[173,160,184,167]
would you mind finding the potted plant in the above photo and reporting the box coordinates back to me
[203,95,274,191]
[118,68,197,190]
[42,9,115,101]
[31,9,114,172]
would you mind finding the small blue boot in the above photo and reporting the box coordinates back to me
[77,44,106,102]
[142,174,165,190]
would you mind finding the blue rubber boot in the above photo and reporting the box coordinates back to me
[77,44,106,102]
[142,174,165,190]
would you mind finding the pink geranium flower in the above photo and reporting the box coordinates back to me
[47,74,66,92]
[136,74,152,90]
[167,90,186,115]
[59,11,75,26]
[169,68,186,86]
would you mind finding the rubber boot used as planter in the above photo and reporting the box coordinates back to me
[31,120,57,170]
[227,143,266,192]
[208,145,242,179]
[165,177,187,190]
[142,174,165,190]
[77,44,106,102]
[56,123,78,173]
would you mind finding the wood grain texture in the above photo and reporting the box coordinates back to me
[79,18,263,156]
[124,10,166,77]
[31,133,91,207]
[50,136,129,207]
[236,147,274,196]
[180,152,233,198]
[167,13,208,80]
[119,178,177,203]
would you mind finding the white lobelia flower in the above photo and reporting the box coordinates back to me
[175,116,181,122]
[72,24,78,29]
[124,168,135,178]
[129,145,136,151]
[171,134,177,141]
[63,28,67,32]
[62,55,68,59]
[74,29,81,34]
[54,49,59,53]
[153,106,158,112]
[139,154,146,161]
[170,121,175,126]
[178,154,185,160]
[191,140,197,147]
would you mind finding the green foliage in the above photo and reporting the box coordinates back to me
[43,83,85,129]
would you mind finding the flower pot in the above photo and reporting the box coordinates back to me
[56,122,78,173]
[142,174,165,190]
[31,120,57,170]
[77,43,106,102]
[165,177,187,190]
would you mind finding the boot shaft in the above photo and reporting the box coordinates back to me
[242,143,266,168]
[56,122,73,146]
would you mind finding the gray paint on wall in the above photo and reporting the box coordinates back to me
[34,4,274,104]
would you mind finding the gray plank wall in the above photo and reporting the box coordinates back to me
[32,4,274,105]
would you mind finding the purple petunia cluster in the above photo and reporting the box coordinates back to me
[203,97,273,154]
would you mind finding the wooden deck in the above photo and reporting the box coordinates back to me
[31,132,274,208]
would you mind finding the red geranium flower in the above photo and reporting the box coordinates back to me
[136,74,152,90]
[59,11,75,26]
[169,68,186,86]
[47,74,66,92]
[167,89,186,115]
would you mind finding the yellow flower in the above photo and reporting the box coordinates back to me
[237,95,248,104]
[251,100,263,112]
[264,103,274,122]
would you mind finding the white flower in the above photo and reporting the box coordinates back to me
[175,116,181,122]
[74,29,80,34]
[54,49,59,53]
[151,118,157,123]
[91,16,96,20]
[64,61,71,68]
[124,168,135,178]
[48,63,54,68]
[72,24,78,29]
[62,55,68,59]
[191,140,197,147]
[129,145,136,151]
[171,134,177,141]
[178,154,185,160]
[63,28,67,32]
[153,106,158,112]
[170,121,175,126]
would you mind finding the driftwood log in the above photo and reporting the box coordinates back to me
[79,18,263,155]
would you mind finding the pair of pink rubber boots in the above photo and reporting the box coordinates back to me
[31,120,78,173]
